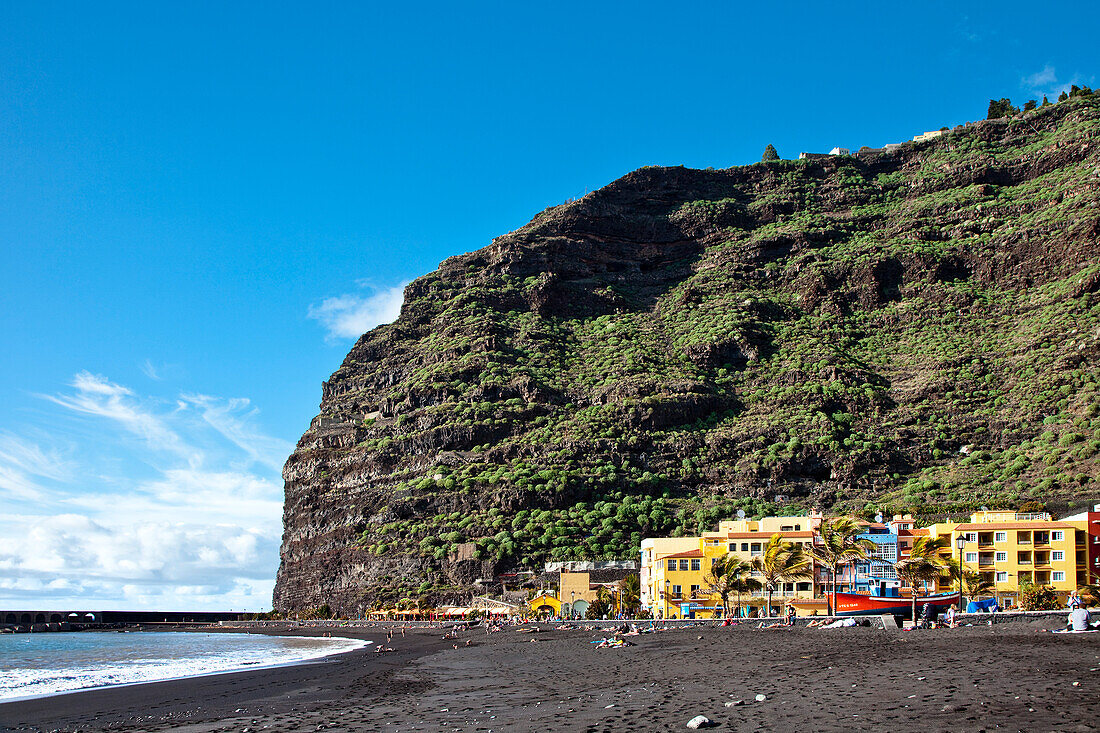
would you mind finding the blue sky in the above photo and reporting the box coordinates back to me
[1,1,1096,611]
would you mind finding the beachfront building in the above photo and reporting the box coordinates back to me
[547,561,637,618]
[704,513,822,616]
[640,536,703,619]
[926,510,1085,608]
[1062,504,1100,587]
[527,592,561,617]
[640,512,824,619]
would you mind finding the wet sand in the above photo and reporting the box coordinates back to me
[2,618,1098,732]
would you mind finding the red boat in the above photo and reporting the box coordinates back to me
[831,590,960,619]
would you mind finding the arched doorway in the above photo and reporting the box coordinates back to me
[34,613,46,623]
[50,614,62,622]
[4,613,15,624]
[20,613,31,624]
[571,600,589,617]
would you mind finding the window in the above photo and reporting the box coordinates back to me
[1052,551,1064,562]
[691,559,701,571]
[1019,531,1031,544]
[781,525,794,532]
[995,532,1007,543]
[965,552,978,563]
[750,543,762,556]
[711,557,718,566]
[690,584,700,594]
[672,585,682,596]
[1052,571,1065,582]
[667,559,676,570]
[996,571,1008,582]
[795,524,801,531]
[741,543,749,552]
[963,532,978,542]
[728,543,736,553]
[995,551,1007,562]
[679,559,689,571]
[1052,531,1064,542]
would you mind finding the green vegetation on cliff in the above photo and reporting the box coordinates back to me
[276,96,1100,612]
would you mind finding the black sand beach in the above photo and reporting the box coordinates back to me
[2,619,1098,732]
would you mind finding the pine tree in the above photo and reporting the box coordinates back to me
[761,144,779,162]
[1058,90,1069,102]
[986,98,1018,119]
[1023,99,1037,111]
[1041,95,1051,106]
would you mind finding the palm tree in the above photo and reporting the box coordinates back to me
[704,555,758,617]
[810,516,876,615]
[894,536,950,622]
[751,534,812,617]
[964,571,995,599]
[618,573,641,616]
[729,571,763,618]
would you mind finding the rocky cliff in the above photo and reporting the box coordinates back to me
[275,97,1100,614]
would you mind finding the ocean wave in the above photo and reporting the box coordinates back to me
[0,634,368,701]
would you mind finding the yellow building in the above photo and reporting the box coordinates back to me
[528,592,561,617]
[928,510,1085,608]
[552,565,637,617]
[640,536,702,618]
[640,513,823,618]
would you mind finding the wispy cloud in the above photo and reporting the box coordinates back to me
[0,373,287,611]
[42,371,194,465]
[1021,65,1093,100]
[0,434,68,501]
[178,395,294,472]
[1023,65,1057,90]
[141,359,162,380]
[308,281,408,340]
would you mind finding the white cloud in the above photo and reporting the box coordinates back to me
[308,282,408,340]
[42,371,195,464]
[0,434,69,500]
[0,373,288,611]
[1021,65,1093,100]
[177,395,294,472]
[1023,65,1057,90]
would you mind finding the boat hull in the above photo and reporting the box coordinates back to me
[832,591,960,619]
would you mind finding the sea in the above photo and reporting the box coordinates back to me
[0,631,368,701]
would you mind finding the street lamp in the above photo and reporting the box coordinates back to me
[955,535,967,612]
[571,590,575,619]
[664,579,670,621]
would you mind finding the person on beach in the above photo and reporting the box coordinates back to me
[785,604,796,626]
[945,604,958,628]
[1067,605,1091,632]
[1068,589,1082,609]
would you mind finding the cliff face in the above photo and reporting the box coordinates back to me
[275,98,1100,614]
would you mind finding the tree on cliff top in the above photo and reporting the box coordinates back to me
[987,98,1018,119]
[761,144,779,161]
